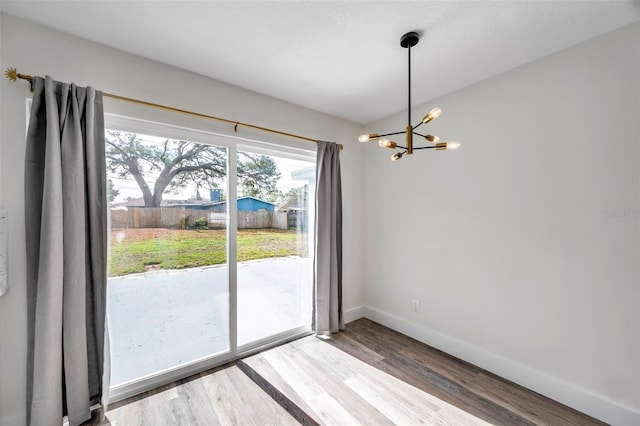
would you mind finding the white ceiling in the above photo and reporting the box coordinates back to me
[2,1,639,124]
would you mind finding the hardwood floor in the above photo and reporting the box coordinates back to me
[320,319,604,426]
[93,365,297,425]
[91,318,605,425]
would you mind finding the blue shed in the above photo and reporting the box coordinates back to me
[210,196,275,212]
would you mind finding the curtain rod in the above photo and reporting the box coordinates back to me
[4,68,343,150]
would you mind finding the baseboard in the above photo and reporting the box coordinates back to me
[343,305,365,324]
[363,306,640,426]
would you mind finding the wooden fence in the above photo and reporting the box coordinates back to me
[287,210,308,229]
[110,207,289,230]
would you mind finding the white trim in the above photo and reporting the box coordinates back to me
[108,343,235,403]
[237,140,316,162]
[362,306,640,426]
[228,145,238,355]
[344,305,365,324]
[108,326,311,404]
[105,113,236,148]
[238,325,311,354]
[105,113,316,160]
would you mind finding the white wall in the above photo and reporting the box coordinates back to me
[0,14,365,425]
[364,23,640,425]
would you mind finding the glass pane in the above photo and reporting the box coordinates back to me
[106,130,229,386]
[236,150,315,346]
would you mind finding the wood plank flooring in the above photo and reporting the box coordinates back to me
[89,318,605,425]
[92,365,297,425]
[318,319,604,426]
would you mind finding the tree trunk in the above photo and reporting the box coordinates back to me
[129,169,155,207]
[149,171,173,208]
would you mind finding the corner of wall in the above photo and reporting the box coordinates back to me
[344,305,366,324]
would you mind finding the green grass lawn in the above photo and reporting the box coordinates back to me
[108,228,307,276]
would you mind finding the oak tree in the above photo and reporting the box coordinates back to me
[106,130,281,207]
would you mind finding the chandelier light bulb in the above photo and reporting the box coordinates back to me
[425,134,440,143]
[436,141,461,151]
[422,107,442,124]
[391,152,404,161]
[358,133,379,143]
[378,139,397,149]
[446,141,461,150]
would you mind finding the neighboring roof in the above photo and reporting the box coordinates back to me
[276,198,307,211]
[207,196,275,207]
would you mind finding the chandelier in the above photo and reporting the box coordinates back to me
[359,32,460,161]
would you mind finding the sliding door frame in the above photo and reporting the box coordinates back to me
[104,114,314,403]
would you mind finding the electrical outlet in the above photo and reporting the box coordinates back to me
[412,299,420,312]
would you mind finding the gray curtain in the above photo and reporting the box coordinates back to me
[25,76,108,426]
[314,140,344,334]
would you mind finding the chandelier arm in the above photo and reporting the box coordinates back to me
[378,131,407,138]
[412,131,428,138]
[413,146,437,150]
[412,121,425,131]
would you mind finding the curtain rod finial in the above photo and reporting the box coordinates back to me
[4,68,17,82]
[4,68,33,84]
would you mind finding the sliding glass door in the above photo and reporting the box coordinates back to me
[106,129,230,387]
[236,149,315,347]
[105,118,315,398]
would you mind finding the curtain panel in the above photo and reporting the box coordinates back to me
[314,140,344,334]
[25,76,108,426]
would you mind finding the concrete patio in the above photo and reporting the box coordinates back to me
[107,256,313,386]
